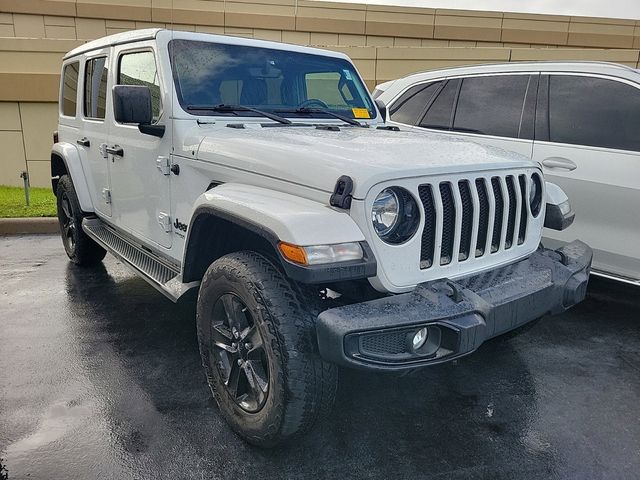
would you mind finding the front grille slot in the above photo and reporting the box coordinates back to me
[418,185,436,269]
[417,172,532,270]
[490,177,504,253]
[439,183,455,265]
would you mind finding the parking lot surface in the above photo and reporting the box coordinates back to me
[1,234,639,480]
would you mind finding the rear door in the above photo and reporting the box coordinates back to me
[79,49,112,217]
[107,43,172,249]
[533,73,640,280]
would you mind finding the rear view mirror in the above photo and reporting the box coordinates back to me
[113,85,152,124]
[113,85,164,137]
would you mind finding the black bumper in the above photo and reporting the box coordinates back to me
[316,241,592,371]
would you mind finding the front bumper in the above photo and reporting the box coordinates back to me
[316,240,592,371]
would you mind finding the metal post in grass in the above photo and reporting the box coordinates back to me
[20,170,30,206]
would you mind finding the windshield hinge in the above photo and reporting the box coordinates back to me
[156,156,171,175]
[330,175,354,209]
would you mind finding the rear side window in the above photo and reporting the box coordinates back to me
[84,56,108,119]
[453,75,530,138]
[548,75,640,151]
[118,50,162,123]
[61,61,79,117]
[419,79,459,130]
[389,81,441,125]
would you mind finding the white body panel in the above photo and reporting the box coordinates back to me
[376,62,640,283]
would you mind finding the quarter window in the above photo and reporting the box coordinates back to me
[119,51,162,123]
[61,62,79,117]
[419,79,459,130]
[389,81,441,125]
[548,75,640,151]
[453,75,530,138]
[84,56,108,119]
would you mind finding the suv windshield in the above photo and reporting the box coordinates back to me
[168,39,375,121]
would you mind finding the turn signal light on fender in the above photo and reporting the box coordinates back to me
[278,242,308,265]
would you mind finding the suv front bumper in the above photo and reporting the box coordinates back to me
[316,241,592,371]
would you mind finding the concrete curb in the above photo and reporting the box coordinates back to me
[0,217,59,235]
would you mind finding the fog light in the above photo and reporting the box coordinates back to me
[411,327,428,351]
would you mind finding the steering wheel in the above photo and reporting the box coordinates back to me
[298,99,329,109]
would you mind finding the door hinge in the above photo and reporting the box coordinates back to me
[156,156,171,176]
[158,212,171,233]
[102,188,111,204]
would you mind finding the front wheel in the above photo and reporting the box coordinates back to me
[196,251,337,447]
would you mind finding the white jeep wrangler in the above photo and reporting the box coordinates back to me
[52,29,591,447]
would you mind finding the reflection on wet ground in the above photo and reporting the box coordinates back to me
[1,235,639,479]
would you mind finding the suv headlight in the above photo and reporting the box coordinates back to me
[529,173,543,217]
[371,187,420,244]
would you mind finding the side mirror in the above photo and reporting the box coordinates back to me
[112,85,165,138]
[375,99,387,122]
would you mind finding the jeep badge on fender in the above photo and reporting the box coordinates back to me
[51,28,592,447]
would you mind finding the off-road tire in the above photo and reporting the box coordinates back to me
[196,251,338,447]
[56,175,106,266]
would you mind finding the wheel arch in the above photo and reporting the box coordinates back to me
[51,142,94,213]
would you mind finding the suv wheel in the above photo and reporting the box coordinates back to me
[56,175,106,266]
[196,251,337,447]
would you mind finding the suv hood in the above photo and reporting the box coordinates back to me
[194,124,534,199]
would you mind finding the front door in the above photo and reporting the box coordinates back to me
[107,44,172,249]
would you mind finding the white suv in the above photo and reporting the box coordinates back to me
[52,30,590,446]
[374,62,640,285]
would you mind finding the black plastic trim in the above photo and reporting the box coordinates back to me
[544,203,575,231]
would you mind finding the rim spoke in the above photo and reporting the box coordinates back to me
[61,197,72,219]
[244,361,268,405]
[242,327,264,358]
[226,361,241,397]
[211,323,236,353]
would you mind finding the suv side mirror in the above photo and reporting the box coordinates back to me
[112,85,165,138]
[375,99,387,122]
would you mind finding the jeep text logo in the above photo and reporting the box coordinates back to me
[174,218,188,232]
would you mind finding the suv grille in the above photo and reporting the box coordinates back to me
[419,174,529,269]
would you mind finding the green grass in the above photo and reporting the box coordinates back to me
[0,185,57,218]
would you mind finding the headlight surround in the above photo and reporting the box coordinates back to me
[371,187,420,244]
[529,173,543,217]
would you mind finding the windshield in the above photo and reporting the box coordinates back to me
[168,39,375,121]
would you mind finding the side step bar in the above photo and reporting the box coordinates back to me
[82,217,198,302]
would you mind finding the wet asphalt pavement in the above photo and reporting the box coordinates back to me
[1,234,639,480]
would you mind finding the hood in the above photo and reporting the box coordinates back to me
[194,123,534,199]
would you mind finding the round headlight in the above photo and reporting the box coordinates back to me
[372,188,400,237]
[371,187,420,244]
[529,173,543,217]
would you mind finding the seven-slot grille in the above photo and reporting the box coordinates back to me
[419,174,530,269]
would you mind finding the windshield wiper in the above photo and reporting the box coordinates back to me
[186,104,292,125]
[275,107,365,127]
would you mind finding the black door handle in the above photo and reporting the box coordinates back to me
[106,145,124,157]
[77,137,90,147]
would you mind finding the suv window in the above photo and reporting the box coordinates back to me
[118,50,162,123]
[419,79,459,130]
[453,75,529,138]
[61,61,79,117]
[389,81,442,125]
[548,75,640,151]
[84,56,108,119]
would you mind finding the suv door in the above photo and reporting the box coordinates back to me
[388,74,537,158]
[107,44,172,249]
[79,50,112,217]
[534,74,640,280]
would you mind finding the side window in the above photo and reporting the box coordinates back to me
[389,81,441,125]
[61,61,79,117]
[548,75,640,151]
[419,79,459,130]
[84,56,108,119]
[118,50,162,123]
[453,75,530,138]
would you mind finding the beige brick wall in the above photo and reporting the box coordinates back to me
[0,0,638,187]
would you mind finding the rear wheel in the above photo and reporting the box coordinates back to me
[56,175,106,266]
[196,251,337,447]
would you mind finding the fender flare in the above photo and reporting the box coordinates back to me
[52,142,94,212]
[182,183,376,284]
